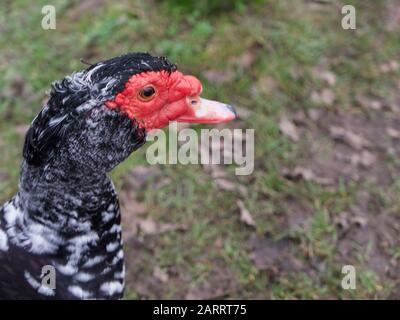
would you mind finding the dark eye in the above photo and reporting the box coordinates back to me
[138,85,156,101]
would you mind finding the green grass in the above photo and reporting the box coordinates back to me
[1,0,399,299]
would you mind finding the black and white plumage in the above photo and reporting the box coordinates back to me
[0,53,173,299]
[0,52,235,300]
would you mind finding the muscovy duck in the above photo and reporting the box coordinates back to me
[0,52,236,299]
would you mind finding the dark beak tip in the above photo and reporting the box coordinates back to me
[226,104,237,118]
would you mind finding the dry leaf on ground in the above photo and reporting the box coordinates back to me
[215,178,236,191]
[356,95,383,111]
[387,127,400,139]
[311,88,335,106]
[137,218,187,236]
[237,200,256,227]
[283,166,333,185]
[279,117,299,142]
[329,126,370,150]
[312,68,336,86]
[153,266,169,283]
[350,150,376,168]
[379,60,399,73]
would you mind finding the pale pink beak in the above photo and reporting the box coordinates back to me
[175,96,236,124]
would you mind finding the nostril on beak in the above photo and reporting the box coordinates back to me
[225,104,237,118]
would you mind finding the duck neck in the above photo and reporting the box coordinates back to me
[17,159,119,235]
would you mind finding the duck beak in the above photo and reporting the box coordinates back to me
[175,96,237,124]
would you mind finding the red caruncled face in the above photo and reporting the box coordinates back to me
[104,70,236,130]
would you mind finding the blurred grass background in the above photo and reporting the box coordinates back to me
[1,0,400,299]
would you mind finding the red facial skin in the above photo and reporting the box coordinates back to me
[104,71,202,130]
